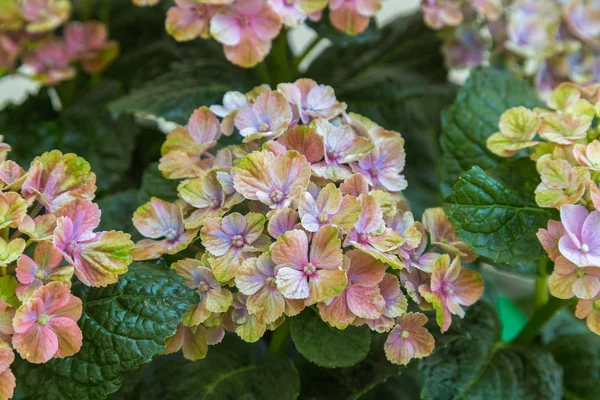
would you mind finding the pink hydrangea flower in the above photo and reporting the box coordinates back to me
[537,220,567,261]
[273,226,347,305]
[224,292,267,342]
[269,0,328,27]
[557,204,600,267]
[351,137,407,192]
[0,160,25,190]
[232,150,311,210]
[0,191,26,230]
[210,0,282,67]
[344,194,403,268]
[22,150,96,213]
[298,183,361,233]
[163,321,224,361]
[210,91,250,136]
[132,197,198,261]
[200,212,268,282]
[549,256,600,300]
[235,252,304,324]
[267,208,302,238]
[160,106,223,179]
[329,0,381,35]
[0,33,21,72]
[64,21,118,73]
[23,39,76,85]
[277,79,346,124]
[384,312,435,366]
[421,0,463,30]
[366,274,408,333]
[0,339,15,400]
[400,268,432,310]
[318,250,386,329]
[172,259,233,325]
[12,282,82,364]
[166,0,214,41]
[312,119,374,181]
[575,295,600,335]
[234,91,292,141]
[443,26,488,69]
[419,255,484,333]
[563,0,600,49]
[422,207,478,263]
[339,173,369,197]
[0,300,15,342]
[266,125,325,164]
[20,0,71,33]
[387,213,439,272]
[54,199,133,287]
[16,241,74,301]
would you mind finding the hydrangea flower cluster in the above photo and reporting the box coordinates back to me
[421,0,600,96]
[132,79,485,366]
[486,82,600,334]
[0,0,118,85]
[132,0,382,68]
[0,138,134,399]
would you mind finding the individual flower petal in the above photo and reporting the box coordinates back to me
[278,78,346,123]
[329,0,381,35]
[351,137,406,192]
[537,220,567,261]
[298,183,361,233]
[575,296,600,335]
[235,90,292,141]
[18,214,57,242]
[0,192,26,230]
[227,292,267,342]
[275,125,324,163]
[267,208,301,238]
[558,204,600,267]
[0,238,25,267]
[422,207,478,262]
[0,300,15,341]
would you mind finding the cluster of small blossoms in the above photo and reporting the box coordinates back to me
[132,0,382,68]
[0,139,134,399]
[485,82,600,334]
[131,78,485,366]
[0,0,118,85]
[421,0,600,96]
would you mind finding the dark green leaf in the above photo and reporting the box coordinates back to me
[439,67,544,189]
[307,10,380,48]
[110,335,300,400]
[97,189,142,240]
[13,262,198,400]
[443,158,555,264]
[546,333,600,400]
[137,162,180,204]
[420,302,563,400]
[109,59,255,125]
[291,309,371,368]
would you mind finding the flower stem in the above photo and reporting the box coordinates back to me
[292,35,323,75]
[254,62,271,86]
[534,257,549,309]
[269,29,293,85]
[269,318,291,354]
[512,296,575,346]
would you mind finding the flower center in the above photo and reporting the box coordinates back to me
[209,198,220,208]
[66,241,80,255]
[165,228,178,242]
[581,244,590,253]
[303,262,316,275]
[327,150,340,161]
[317,213,329,223]
[266,277,277,287]
[35,270,46,280]
[37,314,50,326]
[258,122,269,132]
[198,281,210,292]
[238,15,250,27]
[594,300,600,309]
[441,282,454,295]
[231,234,245,248]
[358,233,369,244]
[577,269,586,277]
[401,330,410,339]
[270,189,284,204]
[370,169,379,178]
[284,0,295,5]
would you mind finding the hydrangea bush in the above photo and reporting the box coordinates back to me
[421,0,600,96]
[0,0,599,399]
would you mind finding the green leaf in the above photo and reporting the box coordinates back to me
[439,67,544,189]
[307,10,381,48]
[109,59,255,125]
[110,336,300,400]
[291,309,371,368]
[137,162,180,204]
[546,333,600,400]
[97,189,142,240]
[420,302,563,400]
[0,275,19,307]
[13,262,198,400]
[443,158,555,264]
[308,11,447,86]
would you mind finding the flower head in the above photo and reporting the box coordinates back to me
[351,137,407,192]
[329,0,382,35]
[487,106,541,157]
[0,191,26,230]
[20,0,71,33]
[166,0,214,41]
[576,295,600,335]
[162,321,224,361]
[318,250,386,329]
[535,157,590,208]
[267,208,302,238]
[224,292,267,342]
[366,273,408,333]
[384,312,434,365]
[549,256,600,300]
[422,207,478,263]
[421,0,463,30]
[234,90,292,141]
[298,183,361,233]
[269,0,328,27]
[419,255,484,333]
[210,0,282,67]
[557,204,600,267]
[23,40,76,85]
[210,91,250,136]
[278,79,346,124]
[64,21,118,73]
[201,212,268,282]
[12,282,82,364]
[132,197,198,261]
[273,226,347,305]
